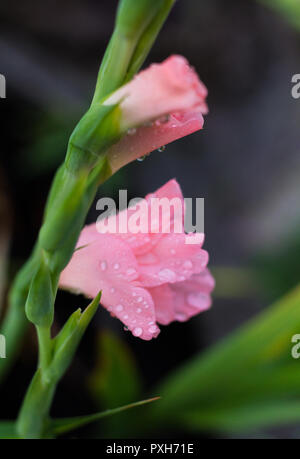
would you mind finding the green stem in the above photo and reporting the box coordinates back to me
[37,326,52,372]
[16,369,56,439]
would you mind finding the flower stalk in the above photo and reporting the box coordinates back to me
[0,0,176,439]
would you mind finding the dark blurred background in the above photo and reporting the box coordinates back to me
[1,0,300,438]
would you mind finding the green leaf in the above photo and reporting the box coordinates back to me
[151,285,300,433]
[259,0,300,29]
[47,292,101,382]
[50,397,160,436]
[88,331,142,408]
[0,422,18,439]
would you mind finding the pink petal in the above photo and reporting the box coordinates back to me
[60,233,160,340]
[170,269,215,321]
[136,233,208,287]
[104,55,208,130]
[97,179,185,255]
[149,269,215,326]
[148,284,176,325]
[107,111,204,173]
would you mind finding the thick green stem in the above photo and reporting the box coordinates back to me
[0,292,28,383]
[16,369,56,439]
[37,326,52,372]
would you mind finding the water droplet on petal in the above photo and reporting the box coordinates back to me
[123,314,129,320]
[127,128,136,135]
[133,327,143,337]
[160,114,170,124]
[110,287,115,293]
[137,296,143,303]
[183,260,193,269]
[115,304,124,312]
[113,263,120,270]
[158,268,176,282]
[149,325,158,334]
[132,292,137,297]
[137,308,142,313]
[137,155,147,162]
[100,261,107,271]
[126,268,136,276]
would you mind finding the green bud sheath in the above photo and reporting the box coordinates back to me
[47,292,101,383]
[25,256,54,328]
[125,0,176,82]
[116,0,165,38]
[39,168,88,252]
[92,0,175,102]
[66,104,122,173]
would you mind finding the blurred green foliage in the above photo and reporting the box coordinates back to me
[260,0,300,29]
[88,331,143,437]
[149,285,300,434]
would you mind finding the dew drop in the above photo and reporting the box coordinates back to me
[127,128,136,136]
[126,268,136,276]
[137,296,143,303]
[183,260,193,269]
[149,325,157,334]
[143,121,154,127]
[100,260,107,271]
[133,327,143,337]
[136,308,142,313]
[113,263,120,270]
[158,268,176,282]
[115,304,124,312]
[123,314,129,320]
[160,114,170,124]
[110,287,115,293]
[137,155,147,162]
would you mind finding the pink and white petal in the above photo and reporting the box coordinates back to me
[60,233,140,297]
[107,179,185,255]
[104,55,208,131]
[145,178,184,204]
[136,233,209,287]
[107,111,204,173]
[59,233,160,340]
[170,270,215,322]
[150,270,214,326]
[102,283,160,341]
[148,284,176,325]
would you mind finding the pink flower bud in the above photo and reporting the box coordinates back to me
[104,55,208,172]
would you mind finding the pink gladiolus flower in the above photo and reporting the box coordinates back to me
[104,55,208,172]
[59,180,215,341]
